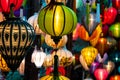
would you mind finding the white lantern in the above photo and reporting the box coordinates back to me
[31,46,46,68]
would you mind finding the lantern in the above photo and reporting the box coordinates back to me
[110,75,120,80]
[40,75,70,80]
[109,23,120,38]
[81,46,98,66]
[28,13,45,35]
[112,0,120,10]
[95,34,109,56]
[38,0,77,37]
[43,54,53,67]
[0,54,10,72]
[0,0,23,13]
[0,12,5,22]
[103,61,115,74]
[94,68,108,80]
[0,17,35,71]
[45,34,68,49]
[31,46,46,68]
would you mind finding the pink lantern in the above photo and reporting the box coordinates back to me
[94,68,108,80]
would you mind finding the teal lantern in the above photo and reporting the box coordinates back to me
[0,18,35,71]
[38,0,77,37]
[109,23,120,38]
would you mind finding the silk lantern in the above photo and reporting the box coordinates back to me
[109,23,120,38]
[94,68,108,80]
[38,0,77,37]
[28,13,45,35]
[81,46,98,66]
[0,6,35,71]
[112,0,120,11]
[103,7,117,25]
[95,34,109,56]
[45,34,67,49]
[0,0,23,13]
[31,46,46,68]
[110,75,120,80]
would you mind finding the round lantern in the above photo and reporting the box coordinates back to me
[109,23,120,38]
[28,13,45,35]
[110,75,120,80]
[38,1,77,37]
[94,68,108,80]
[40,75,70,80]
[81,46,98,66]
[45,34,68,49]
[0,0,23,13]
[0,18,35,71]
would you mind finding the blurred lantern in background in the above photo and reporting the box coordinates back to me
[94,68,108,80]
[110,75,120,80]
[90,62,99,74]
[109,23,120,38]
[45,34,68,49]
[0,0,23,13]
[18,58,25,75]
[0,12,5,22]
[43,54,53,67]
[102,25,109,37]
[81,46,98,66]
[103,61,115,74]
[112,0,120,13]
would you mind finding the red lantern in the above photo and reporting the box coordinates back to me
[0,0,23,13]
[103,7,117,25]
[112,0,120,9]
[94,68,108,80]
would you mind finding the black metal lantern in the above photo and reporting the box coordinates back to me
[0,18,35,71]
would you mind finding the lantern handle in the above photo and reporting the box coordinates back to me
[9,3,15,18]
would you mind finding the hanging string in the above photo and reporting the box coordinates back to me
[86,0,90,27]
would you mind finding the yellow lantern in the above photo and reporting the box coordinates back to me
[81,46,98,66]
[0,54,10,72]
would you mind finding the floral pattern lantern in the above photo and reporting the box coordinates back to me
[81,46,98,66]
[0,0,23,13]
[45,34,67,49]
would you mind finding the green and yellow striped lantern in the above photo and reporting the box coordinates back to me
[38,0,77,37]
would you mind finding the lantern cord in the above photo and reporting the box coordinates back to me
[9,3,15,18]
[86,0,90,27]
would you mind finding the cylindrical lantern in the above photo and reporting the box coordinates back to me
[38,1,77,37]
[94,68,108,80]
[0,0,23,13]
[81,46,98,66]
[0,18,35,71]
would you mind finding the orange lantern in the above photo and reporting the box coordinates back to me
[77,24,102,46]
[110,75,120,80]
[95,34,109,56]
[81,46,98,66]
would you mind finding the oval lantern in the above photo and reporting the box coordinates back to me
[0,18,35,71]
[94,68,108,80]
[38,1,77,37]
[109,23,120,38]
[110,75,120,80]
[45,34,68,49]
[0,0,23,13]
[95,34,109,56]
[81,46,98,66]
